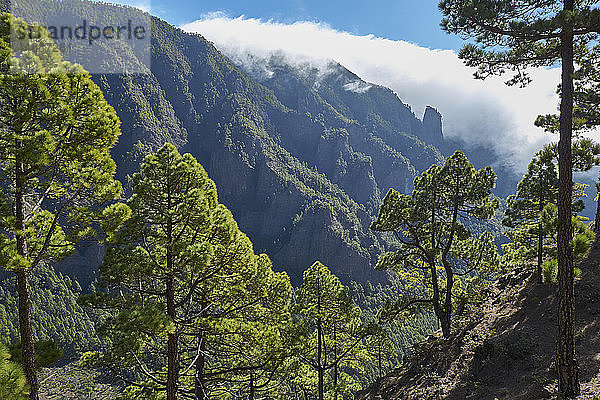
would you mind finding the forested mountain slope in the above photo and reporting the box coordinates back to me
[0,0,464,285]
[356,241,600,400]
[0,1,520,369]
[218,51,521,198]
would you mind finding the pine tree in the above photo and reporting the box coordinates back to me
[363,327,395,380]
[0,343,28,400]
[0,14,123,399]
[538,48,600,235]
[294,262,372,400]
[503,146,558,283]
[570,53,600,236]
[503,141,598,282]
[202,253,294,400]
[82,143,293,400]
[372,151,499,338]
[439,2,600,393]
[348,280,437,385]
[539,202,595,283]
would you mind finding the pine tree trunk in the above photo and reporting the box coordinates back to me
[441,260,454,338]
[249,373,254,400]
[333,363,338,399]
[166,199,178,400]
[15,154,39,400]
[317,318,324,400]
[16,269,38,400]
[333,324,338,399]
[429,209,446,337]
[194,334,207,399]
[538,223,544,284]
[430,263,445,336]
[166,275,178,400]
[440,310,451,339]
[556,0,579,395]
[439,194,458,339]
[378,342,382,377]
[538,193,544,285]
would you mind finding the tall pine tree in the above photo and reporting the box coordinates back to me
[372,151,499,338]
[503,141,598,281]
[294,261,372,400]
[83,144,293,400]
[439,1,600,393]
[0,14,123,399]
[503,146,558,284]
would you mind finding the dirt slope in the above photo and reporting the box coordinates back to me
[357,242,600,400]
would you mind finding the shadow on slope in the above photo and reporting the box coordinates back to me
[357,241,600,400]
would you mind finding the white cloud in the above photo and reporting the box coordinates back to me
[344,80,373,93]
[181,16,569,171]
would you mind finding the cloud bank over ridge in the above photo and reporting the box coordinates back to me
[182,14,563,171]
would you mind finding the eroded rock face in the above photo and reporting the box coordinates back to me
[274,203,376,285]
[33,1,451,286]
[316,131,380,205]
[421,106,444,144]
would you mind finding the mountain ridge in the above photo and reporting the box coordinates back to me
[0,0,514,287]
[0,0,465,285]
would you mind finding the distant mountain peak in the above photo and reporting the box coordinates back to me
[422,105,444,143]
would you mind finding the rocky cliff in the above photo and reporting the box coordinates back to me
[1,0,501,286]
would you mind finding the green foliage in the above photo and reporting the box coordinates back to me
[0,12,124,395]
[0,264,100,357]
[439,0,600,87]
[542,259,558,285]
[0,343,28,399]
[542,259,582,285]
[533,139,600,174]
[293,261,372,399]
[504,146,558,229]
[536,44,600,135]
[82,144,294,399]
[503,146,597,282]
[538,203,595,284]
[545,43,600,232]
[372,151,499,337]
[8,340,63,369]
[571,44,600,131]
[349,281,437,382]
[502,146,558,281]
[0,13,124,267]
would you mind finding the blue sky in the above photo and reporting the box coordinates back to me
[113,0,464,50]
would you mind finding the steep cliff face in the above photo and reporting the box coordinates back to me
[1,0,473,285]
[421,106,444,144]
[258,60,445,172]
[315,129,380,205]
